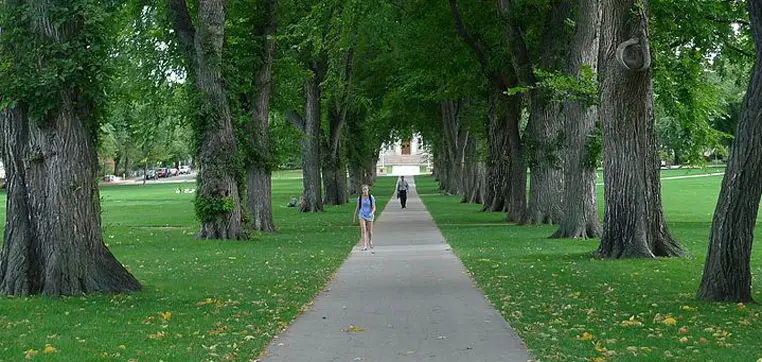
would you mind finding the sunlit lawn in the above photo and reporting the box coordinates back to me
[418,174,761,362]
[0,176,395,361]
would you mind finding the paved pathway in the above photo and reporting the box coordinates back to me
[262,177,531,362]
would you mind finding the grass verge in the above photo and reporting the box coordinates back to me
[417,175,761,362]
[0,176,395,361]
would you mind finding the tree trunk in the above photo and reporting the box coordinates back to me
[504,96,527,223]
[299,61,326,212]
[596,0,681,258]
[460,134,479,203]
[113,153,122,179]
[169,0,247,239]
[123,155,130,177]
[553,0,602,239]
[525,95,564,224]
[322,47,354,205]
[697,1,762,303]
[524,1,573,225]
[440,99,468,196]
[244,0,277,232]
[0,103,141,295]
[0,1,141,296]
[481,80,510,212]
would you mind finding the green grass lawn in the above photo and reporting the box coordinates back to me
[417,175,761,362]
[0,176,395,361]
[594,166,726,182]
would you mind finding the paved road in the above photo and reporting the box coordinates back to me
[262,177,532,362]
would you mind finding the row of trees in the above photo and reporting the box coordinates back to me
[415,0,762,303]
[0,0,760,305]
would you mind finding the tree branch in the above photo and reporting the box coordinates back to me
[167,0,196,57]
[286,110,305,132]
[448,0,491,70]
[496,0,536,86]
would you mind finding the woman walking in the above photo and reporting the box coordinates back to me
[353,185,376,251]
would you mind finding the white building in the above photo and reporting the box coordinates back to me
[377,134,431,176]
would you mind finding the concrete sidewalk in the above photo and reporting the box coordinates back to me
[262,177,532,362]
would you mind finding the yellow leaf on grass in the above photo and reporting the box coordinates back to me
[594,341,607,353]
[679,337,689,343]
[736,303,747,312]
[197,298,216,306]
[24,349,38,359]
[663,317,677,326]
[620,316,643,328]
[592,357,606,362]
[159,311,172,321]
[577,332,594,341]
[680,305,696,312]
[149,331,166,339]
[43,344,57,353]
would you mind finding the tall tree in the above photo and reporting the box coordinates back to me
[499,0,573,225]
[242,0,278,232]
[596,0,682,258]
[447,0,521,213]
[553,0,602,239]
[697,0,762,303]
[0,0,141,295]
[168,0,247,239]
[322,46,354,205]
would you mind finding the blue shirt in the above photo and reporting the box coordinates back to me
[358,195,375,221]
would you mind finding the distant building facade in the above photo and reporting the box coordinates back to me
[377,134,431,176]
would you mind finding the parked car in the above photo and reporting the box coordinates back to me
[179,165,191,174]
[144,169,158,180]
[169,168,179,176]
[157,168,169,178]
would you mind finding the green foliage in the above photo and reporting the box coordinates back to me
[536,66,599,106]
[0,0,116,139]
[194,195,234,223]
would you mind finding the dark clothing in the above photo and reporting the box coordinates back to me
[398,190,407,208]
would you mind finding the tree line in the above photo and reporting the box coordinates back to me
[0,0,760,305]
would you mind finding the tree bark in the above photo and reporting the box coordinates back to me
[504,95,527,223]
[169,0,247,239]
[299,58,327,212]
[697,1,762,303]
[597,0,681,258]
[523,1,573,225]
[440,99,468,196]
[0,103,141,295]
[553,0,602,239]
[460,134,480,204]
[244,0,277,232]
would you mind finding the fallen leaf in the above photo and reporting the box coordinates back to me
[577,332,594,341]
[679,337,689,343]
[663,317,677,326]
[680,305,696,312]
[678,327,689,335]
[149,331,166,339]
[24,349,38,359]
[43,344,57,353]
[159,311,172,321]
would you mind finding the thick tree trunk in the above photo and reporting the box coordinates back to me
[481,80,510,212]
[525,95,564,224]
[322,48,354,205]
[460,134,480,204]
[697,1,762,303]
[0,1,141,296]
[348,162,363,196]
[300,71,325,212]
[169,0,247,239]
[553,0,602,239]
[123,155,130,177]
[524,1,573,225]
[0,102,141,295]
[597,0,681,258]
[244,0,277,232]
[504,97,528,223]
[440,99,468,196]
